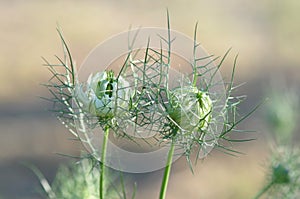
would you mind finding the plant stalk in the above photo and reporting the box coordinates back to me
[159,141,175,199]
[100,125,110,199]
[254,181,274,199]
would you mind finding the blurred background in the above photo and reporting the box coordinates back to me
[0,0,299,198]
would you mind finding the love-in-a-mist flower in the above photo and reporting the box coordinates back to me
[74,70,130,120]
[167,86,212,132]
[255,146,300,199]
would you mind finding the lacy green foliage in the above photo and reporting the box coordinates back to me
[122,26,257,166]
[42,28,78,138]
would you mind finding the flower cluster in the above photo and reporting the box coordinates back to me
[75,69,214,143]
[42,18,256,199]
[44,25,251,175]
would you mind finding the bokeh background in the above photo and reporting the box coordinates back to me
[0,0,299,198]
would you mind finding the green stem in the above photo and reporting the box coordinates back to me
[100,125,110,199]
[254,181,274,199]
[159,141,175,199]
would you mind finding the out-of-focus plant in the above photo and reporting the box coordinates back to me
[254,147,300,199]
[30,159,134,199]
[255,85,300,198]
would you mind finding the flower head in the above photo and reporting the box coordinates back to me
[75,70,130,120]
[167,86,212,133]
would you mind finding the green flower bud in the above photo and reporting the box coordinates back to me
[75,70,130,119]
[167,86,212,132]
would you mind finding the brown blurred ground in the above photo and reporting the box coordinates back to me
[0,0,299,198]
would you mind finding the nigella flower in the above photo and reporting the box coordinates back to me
[255,146,300,199]
[167,85,212,133]
[74,70,131,120]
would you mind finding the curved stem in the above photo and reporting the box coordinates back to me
[254,181,274,199]
[100,125,110,199]
[159,141,175,199]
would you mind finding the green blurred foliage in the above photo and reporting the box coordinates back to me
[47,159,125,199]
[266,97,297,142]
[265,82,299,144]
